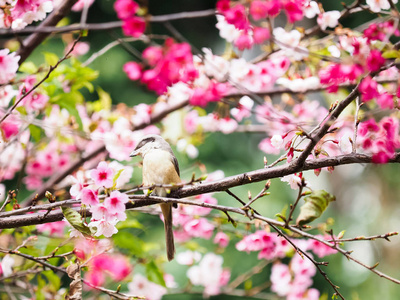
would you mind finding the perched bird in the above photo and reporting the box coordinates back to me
[130,134,180,261]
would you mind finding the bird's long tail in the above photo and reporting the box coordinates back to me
[160,203,175,261]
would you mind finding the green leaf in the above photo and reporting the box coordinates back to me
[43,52,59,66]
[29,124,42,142]
[62,207,92,236]
[114,231,144,256]
[19,61,37,74]
[52,92,84,130]
[113,169,125,187]
[146,260,166,287]
[382,50,400,59]
[36,274,46,300]
[296,190,335,226]
[42,270,61,291]
[116,219,144,230]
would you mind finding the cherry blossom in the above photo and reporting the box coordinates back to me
[187,253,230,296]
[317,10,341,31]
[366,0,397,12]
[0,255,15,277]
[90,161,114,188]
[214,232,230,248]
[103,190,129,215]
[0,49,20,84]
[128,274,167,300]
[81,188,99,206]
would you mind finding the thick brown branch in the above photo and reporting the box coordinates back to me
[5,152,400,228]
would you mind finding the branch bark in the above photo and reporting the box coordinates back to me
[5,152,400,229]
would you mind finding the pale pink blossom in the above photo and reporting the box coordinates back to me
[128,274,167,300]
[270,263,292,296]
[67,41,90,57]
[367,0,397,12]
[72,0,95,11]
[104,191,129,215]
[183,218,215,239]
[304,1,320,18]
[317,11,341,30]
[218,118,238,134]
[187,253,230,296]
[0,255,14,277]
[89,218,118,237]
[91,161,114,188]
[81,188,99,206]
[176,250,202,265]
[214,232,230,248]
[0,49,20,84]
[36,221,66,237]
[108,161,134,188]
[271,134,284,149]
[281,174,302,189]
[230,96,254,122]
[307,235,338,258]
[183,193,217,216]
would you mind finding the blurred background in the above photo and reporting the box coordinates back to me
[3,0,400,299]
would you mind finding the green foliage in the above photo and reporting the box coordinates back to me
[29,124,43,142]
[146,260,166,287]
[113,230,145,257]
[296,190,336,226]
[62,207,92,236]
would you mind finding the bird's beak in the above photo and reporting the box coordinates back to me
[129,149,139,157]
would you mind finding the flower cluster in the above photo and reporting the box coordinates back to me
[124,39,198,95]
[186,253,231,296]
[69,161,133,237]
[357,117,400,163]
[85,253,132,286]
[236,231,337,299]
[0,0,53,29]
[114,0,146,38]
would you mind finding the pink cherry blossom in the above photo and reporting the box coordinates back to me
[307,235,338,258]
[36,221,66,237]
[366,49,385,72]
[123,61,142,80]
[253,26,271,44]
[122,16,146,38]
[183,218,215,239]
[214,232,230,248]
[359,76,380,101]
[90,161,114,188]
[143,46,163,66]
[114,0,139,20]
[284,1,304,23]
[81,188,99,206]
[72,0,95,11]
[224,4,249,30]
[0,49,20,84]
[270,263,292,296]
[104,190,129,215]
[250,1,269,21]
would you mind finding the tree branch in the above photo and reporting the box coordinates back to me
[16,0,79,64]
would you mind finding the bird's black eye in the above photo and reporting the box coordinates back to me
[136,137,155,149]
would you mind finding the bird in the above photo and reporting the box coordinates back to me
[130,134,180,261]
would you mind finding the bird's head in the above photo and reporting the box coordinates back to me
[129,134,172,158]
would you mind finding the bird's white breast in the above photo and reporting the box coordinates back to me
[142,149,181,196]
